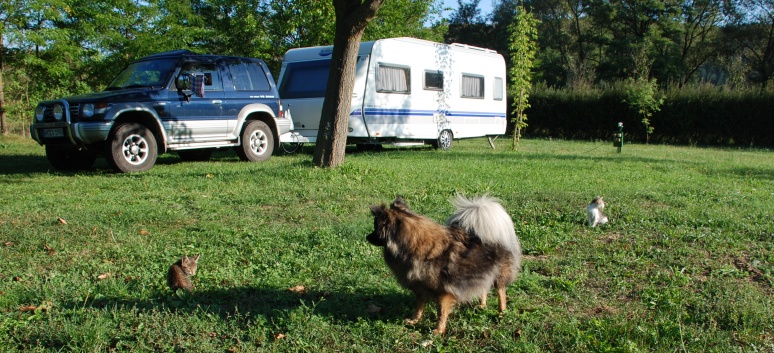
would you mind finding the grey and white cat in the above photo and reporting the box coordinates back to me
[167,254,200,292]
[586,197,609,227]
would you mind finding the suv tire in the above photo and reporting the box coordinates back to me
[236,120,273,162]
[106,123,158,173]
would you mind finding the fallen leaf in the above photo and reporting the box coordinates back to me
[419,340,433,348]
[205,173,213,178]
[367,303,383,314]
[13,276,22,282]
[97,273,112,280]
[287,285,307,294]
[4,241,13,247]
[139,229,149,236]
[274,333,286,340]
[20,305,36,312]
[57,217,67,225]
[44,244,56,255]
[125,276,133,283]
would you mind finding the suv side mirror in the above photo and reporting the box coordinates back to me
[177,74,191,90]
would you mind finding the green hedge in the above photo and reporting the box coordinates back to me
[520,85,774,148]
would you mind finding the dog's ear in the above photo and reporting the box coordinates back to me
[370,204,387,217]
[391,197,408,210]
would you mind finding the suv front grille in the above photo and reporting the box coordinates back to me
[69,104,80,120]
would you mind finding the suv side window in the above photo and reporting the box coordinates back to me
[178,62,222,91]
[228,60,272,91]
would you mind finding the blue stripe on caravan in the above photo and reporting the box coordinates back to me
[350,108,505,119]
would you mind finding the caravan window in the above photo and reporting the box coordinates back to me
[376,64,410,94]
[279,60,330,99]
[461,74,484,98]
[424,70,443,90]
[494,77,504,100]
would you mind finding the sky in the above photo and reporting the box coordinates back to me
[441,0,496,18]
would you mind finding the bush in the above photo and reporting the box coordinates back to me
[519,83,774,147]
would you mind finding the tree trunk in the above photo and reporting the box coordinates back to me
[312,0,384,168]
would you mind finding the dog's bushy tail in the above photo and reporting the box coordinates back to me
[447,195,521,255]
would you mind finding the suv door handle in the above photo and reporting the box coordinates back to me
[212,100,222,105]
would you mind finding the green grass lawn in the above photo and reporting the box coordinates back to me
[1,135,772,352]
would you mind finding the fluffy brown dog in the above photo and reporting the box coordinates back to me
[367,195,521,334]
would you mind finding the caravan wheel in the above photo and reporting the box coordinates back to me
[433,130,453,150]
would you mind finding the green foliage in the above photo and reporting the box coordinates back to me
[622,77,664,143]
[1,136,773,351]
[508,6,539,150]
[365,0,446,42]
[260,0,444,73]
[261,0,336,72]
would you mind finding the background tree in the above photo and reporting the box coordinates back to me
[527,0,598,87]
[724,0,774,92]
[673,0,724,86]
[261,0,443,73]
[364,0,445,41]
[262,0,336,72]
[444,0,491,47]
[312,0,385,168]
[623,76,664,143]
[1,0,82,135]
[509,5,539,150]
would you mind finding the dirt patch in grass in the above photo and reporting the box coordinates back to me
[733,256,772,290]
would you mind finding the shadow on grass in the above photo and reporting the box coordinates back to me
[59,285,413,325]
[0,151,263,176]
[0,154,54,175]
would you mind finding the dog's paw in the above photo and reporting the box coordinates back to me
[404,318,420,325]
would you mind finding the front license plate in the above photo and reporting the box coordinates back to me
[42,128,65,138]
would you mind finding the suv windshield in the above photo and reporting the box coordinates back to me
[106,58,178,90]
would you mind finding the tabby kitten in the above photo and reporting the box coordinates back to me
[167,254,200,292]
[586,197,609,227]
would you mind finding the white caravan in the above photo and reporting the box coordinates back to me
[277,37,507,150]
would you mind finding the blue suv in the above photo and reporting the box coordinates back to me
[31,50,291,172]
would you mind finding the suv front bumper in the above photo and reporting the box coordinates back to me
[31,121,114,146]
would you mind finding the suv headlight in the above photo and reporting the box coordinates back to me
[82,103,95,118]
[53,105,64,121]
[82,102,110,119]
[35,106,45,121]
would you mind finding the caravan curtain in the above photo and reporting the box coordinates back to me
[377,65,409,93]
[461,75,484,98]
